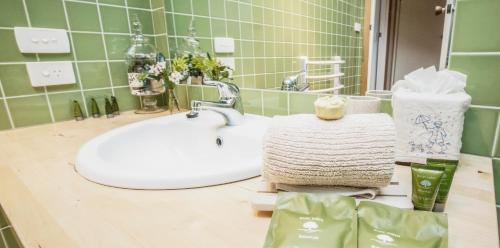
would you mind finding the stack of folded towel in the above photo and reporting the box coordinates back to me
[262,113,396,188]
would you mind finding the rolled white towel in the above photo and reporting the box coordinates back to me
[262,113,396,188]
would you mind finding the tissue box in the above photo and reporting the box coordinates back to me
[392,91,471,163]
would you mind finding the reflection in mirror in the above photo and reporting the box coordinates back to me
[160,0,365,95]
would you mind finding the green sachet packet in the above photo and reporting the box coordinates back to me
[263,192,357,248]
[427,159,459,212]
[411,163,445,211]
[358,201,448,248]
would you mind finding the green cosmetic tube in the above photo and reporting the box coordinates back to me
[427,159,459,212]
[411,163,445,211]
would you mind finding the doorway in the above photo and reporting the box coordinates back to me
[367,0,455,91]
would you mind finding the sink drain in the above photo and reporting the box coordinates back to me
[216,136,223,148]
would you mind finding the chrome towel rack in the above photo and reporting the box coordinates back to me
[300,56,345,94]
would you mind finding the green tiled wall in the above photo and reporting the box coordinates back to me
[161,0,365,92]
[0,0,364,131]
[447,0,500,158]
[448,0,500,234]
[0,0,158,130]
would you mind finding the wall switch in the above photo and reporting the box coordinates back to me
[26,62,76,87]
[14,27,70,53]
[354,23,362,32]
[213,37,234,53]
[217,57,235,70]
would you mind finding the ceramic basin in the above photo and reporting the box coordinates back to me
[76,112,270,189]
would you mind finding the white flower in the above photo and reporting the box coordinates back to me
[168,71,183,84]
[149,62,167,76]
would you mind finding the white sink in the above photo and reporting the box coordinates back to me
[76,112,269,189]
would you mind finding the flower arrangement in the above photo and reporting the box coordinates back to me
[130,52,234,112]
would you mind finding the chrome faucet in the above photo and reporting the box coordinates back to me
[186,80,244,126]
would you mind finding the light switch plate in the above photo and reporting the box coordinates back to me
[14,27,70,53]
[354,23,362,32]
[26,62,76,87]
[213,37,234,53]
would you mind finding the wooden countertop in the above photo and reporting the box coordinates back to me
[0,111,498,248]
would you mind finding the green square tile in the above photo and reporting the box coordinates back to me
[263,91,288,116]
[380,100,393,116]
[77,62,111,89]
[0,205,9,228]
[100,0,126,5]
[202,85,219,102]
[127,0,150,9]
[8,95,52,128]
[240,89,262,115]
[26,0,67,29]
[2,227,22,248]
[109,62,128,86]
[72,33,106,60]
[210,0,225,18]
[174,84,188,109]
[199,38,213,53]
[461,107,498,156]
[211,19,226,37]
[49,92,85,121]
[496,130,500,157]
[493,159,500,205]
[100,5,129,33]
[0,30,37,62]
[174,14,192,37]
[193,16,211,37]
[0,0,28,27]
[452,1,500,52]
[104,34,130,60]
[112,87,140,111]
[239,4,252,22]
[239,23,253,40]
[193,0,209,16]
[0,101,12,130]
[151,0,164,9]
[226,1,239,20]
[173,0,191,14]
[129,9,154,35]
[0,64,45,97]
[83,89,113,114]
[449,55,500,107]
[152,9,167,34]
[155,35,169,54]
[227,21,240,39]
[187,85,202,106]
[66,1,101,32]
[289,92,317,114]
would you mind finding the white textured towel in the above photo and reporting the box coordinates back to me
[262,113,396,188]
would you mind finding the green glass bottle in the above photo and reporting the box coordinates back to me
[105,97,114,118]
[90,98,101,118]
[73,100,84,121]
[111,96,120,115]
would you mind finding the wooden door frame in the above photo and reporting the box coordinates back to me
[360,0,372,95]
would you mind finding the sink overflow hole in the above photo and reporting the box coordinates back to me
[216,137,223,148]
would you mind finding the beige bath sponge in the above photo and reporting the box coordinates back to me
[314,95,346,120]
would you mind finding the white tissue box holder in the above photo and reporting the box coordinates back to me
[392,91,471,163]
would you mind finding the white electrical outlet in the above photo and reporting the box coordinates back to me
[217,57,235,70]
[26,62,76,87]
[14,27,70,53]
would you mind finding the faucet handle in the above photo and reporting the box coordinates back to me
[203,80,240,101]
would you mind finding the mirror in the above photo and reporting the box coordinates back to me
[155,0,365,96]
